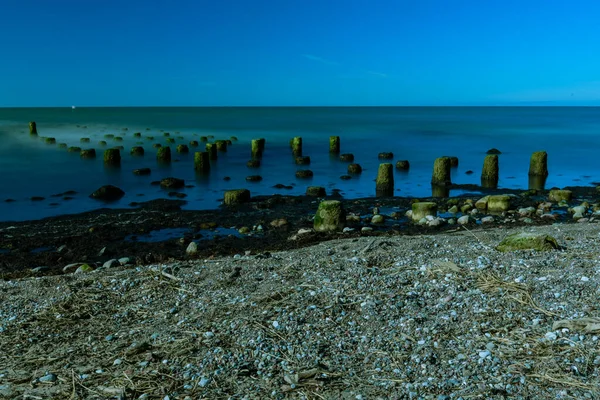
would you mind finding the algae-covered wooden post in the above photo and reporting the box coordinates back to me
[481,154,499,188]
[176,144,189,153]
[194,151,210,173]
[29,121,37,135]
[130,146,144,156]
[157,146,171,163]
[314,200,345,232]
[224,189,251,205]
[329,136,340,154]
[103,148,121,166]
[528,151,548,190]
[375,163,394,197]
[431,185,449,198]
[251,139,265,159]
[215,140,227,152]
[290,137,302,156]
[80,149,96,159]
[205,143,217,160]
[431,157,452,186]
[411,202,438,221]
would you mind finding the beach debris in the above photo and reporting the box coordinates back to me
[103,148,121,166]
[395,159,410,170]
[411,201,437,221]
[348,163,362,174]
[194,151,211,172]
[306,186,326,197]
[223,189,251,205]
[496,232,559,252]
[329,135,340,154]
[481,154,499,188]
[375,163,394,197]
[89,185,125,201]
[431,156,452,186]
[314,200,346,232]
[552,318,600,333]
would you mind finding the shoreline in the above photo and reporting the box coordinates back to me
[1,184,598,280]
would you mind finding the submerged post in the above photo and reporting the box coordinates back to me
[375,163,394,197]
[290,137,302,156]
[481,154,499,188]
[103,148,121,167]
[29,121,37,135]
[251,139,265,159]
[194,151,210,172]
[528,151,548,190]
[329,136,340,154]
[157,146,171,163]
[205,143,217,160]
[431,157,452,186]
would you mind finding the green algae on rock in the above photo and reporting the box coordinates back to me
[348,163,362,174]
[224,189,251,205]
[497,232,559,252]
[411,202,437,221]
[103,148,121,166]
[306,186,326,197]
[80,149,96,159]
[130,146,145,156]
[395,160,410,170]
[194,151,210,172]
[314,200,345,232]
[487,195,511,213]
[157,146,171,163]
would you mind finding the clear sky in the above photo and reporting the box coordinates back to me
[1,0,599,106]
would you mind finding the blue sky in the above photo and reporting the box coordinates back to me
[1,0,599,106]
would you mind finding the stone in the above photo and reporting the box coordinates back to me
[395,160,410,170]
[361,227,373,232]
[457,215,471,225]
[475,196,490,211]
[189,140,199,147]
[347,163,362,174]
[90,185,125,201]
[102,259,119,269]
[306,186,326,197]
[431,157,452,186]
[329,136,340,154]
[496,232,559,252]
[133,168,151,176]
[224,189,251,205]
[238,226,250,234]
[314,200,346,232]
[448,205,459,214]
[481,216,495,223]
[160,177,185,189]
[75,264,94,274]
[103,148,121,166]
[39,373,57,383]
[411,202,437,221]
[186,242,198,255]
[118,257,130,265]
[371,215,385,224]
[339,153,354,162]
[375,163,394,196]
[487,195,511,213]
[549,189,572,202]
[270,218,288,228]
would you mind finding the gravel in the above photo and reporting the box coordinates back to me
[1,222,600,399]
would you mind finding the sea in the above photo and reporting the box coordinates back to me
[0,107,599,222]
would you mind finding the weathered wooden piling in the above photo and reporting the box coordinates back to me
[194,151,210,172]
[375,163,394,197]
[329,136,340,154]
[431,157,452,186]
[481,154,499,188]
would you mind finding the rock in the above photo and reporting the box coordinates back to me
[246,175,263,182]
[343,227,355,233]
[486,148,501,154]
[31,266,50,273]
[189,140,199,147]
[361,227,373,232]
[347,163,362,174]
[224,189,251,205]
[427,217,443,227]
[487,195,511,213]
[118,257,130,265]
[297,228,312,235]
[448,205,459,214]
[306,186,326,197]
[133,168,151,176]
[238,226,250,234]
[549,189,572,202]
[475,196,490,211]
[295,156,310,165]
[130,146,145,156]
[295,170,313,178]
[461,204,473,213]
[457,215,471,225]
[371,215,385,224]
[481,216,495,223]
[39,373,57,383]
[157,146,172,162]
[103,149,121,166]
[339,153,354,162]
[496,232,559,252]
[160,177,185,189]
[329,136,340,154]
[102,259,119,269]
[186,242,198,255]
[90,185,125,201]
[80,148,96,158]
[378,152,393,160]
[270,218,288,228]
[395,160,410,170]
[375,163,394,197]
[68,146,82,152]
[314,200,345,232]
[411,202,437,221]
[75,264,94,274]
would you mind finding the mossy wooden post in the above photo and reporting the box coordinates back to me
[215,140,227,152]
[251,139,264,159]
[314,200,345,232]
[157,146,171,163]
[224,189,251,205]
[194,151,210,173]
[375,163,394,197]
[80,149,96,159]
[130,146,144,156]
[329,136,340,154]
[348,163,362,174]
[290,137,302,156]
[431,156,452,186]
[431,185,449,198]
[29,121,37,135]
[103,148,121,167]
[528,151,548,190]
[481,154,499,188]
[176,144,189,153]
[205,143,217,160]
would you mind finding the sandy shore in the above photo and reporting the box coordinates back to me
[1,221,600,399]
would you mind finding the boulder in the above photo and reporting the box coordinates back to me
[411,202,437,221]
[186,242,198,255]
[306,186,326,197]
[487,195,511,213]
[160,177,185,189]
[90,185,125,201]
[314,200,346,232]
[548,189,572,202]
[347,163,362,174]
[395,160,410,170]
[497,232,559,252]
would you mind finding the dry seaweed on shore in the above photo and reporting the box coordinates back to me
[1,223,600,399]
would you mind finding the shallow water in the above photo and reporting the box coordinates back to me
[1,106,599,222]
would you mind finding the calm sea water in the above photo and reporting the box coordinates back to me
[0,107,599,222]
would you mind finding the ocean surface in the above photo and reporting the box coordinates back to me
[0,107,599,222]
